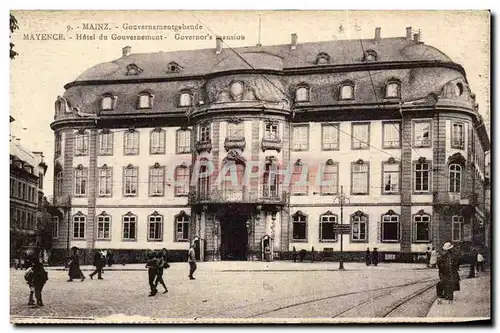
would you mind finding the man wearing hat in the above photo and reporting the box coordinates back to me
[437,242,460,303]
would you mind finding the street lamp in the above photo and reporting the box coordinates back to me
[333,186,350,271]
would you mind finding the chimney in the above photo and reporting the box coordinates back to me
[406,27,412,40]
[215,37,222,54]
[375,27,381,40]
[413,32,420,44]
[291,33,298,50]
[122,46,131,57]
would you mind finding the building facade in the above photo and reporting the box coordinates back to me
[50,27,489,263]
[10,124,47,260]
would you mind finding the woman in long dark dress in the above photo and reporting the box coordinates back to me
[67,247,85,282]
[365,248,371,266]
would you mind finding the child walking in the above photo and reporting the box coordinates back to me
[25,257,48,306]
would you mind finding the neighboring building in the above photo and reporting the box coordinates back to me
[10,134,47,260]
[50,27,489,263]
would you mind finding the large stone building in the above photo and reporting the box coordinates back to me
[50,27,489,263]
[10,117,48,260]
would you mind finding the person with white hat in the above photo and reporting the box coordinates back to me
[437,242,460,304]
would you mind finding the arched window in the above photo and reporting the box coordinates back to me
[381,211,400,242]
[96,211,111,240]
[148,211,163,241]
[138,93,153,109]
[449,164,462,193]
[124,129,139,155]
[179,92,193,106]
[351,211,368,242]
[174,165,190,196]
[149,163,165,197]
[292,211,307,241]
[413,211,431,243]
[175,211,190,241]
[340,83,354,100]
[72,212,86,239]
[319,211,337,241]
[98,164,112,197]
[364,50,378,62]
[295,86,309,102]
[385,81,401,99]
[122,212,137,241]
[150,128,166,155]
[101,95,114,111]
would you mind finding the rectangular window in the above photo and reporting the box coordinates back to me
[98,168,112,197]
[200,125,210,142]
[148,215,163,241]
[352,215,367,241]
[452,123,465,149]
[320,163,338,195]
[227,122,244,138]
[414,215,430,242]
[73,215,86,239]
[413,121,431,147]
[291,164,308,195]
[351,123,370,149]
[292,214,307,241]
[124,131,139,155]
[74,168,88,196]
[150,130,166,155]
[97,215,111,240]
[381,215,400,242]
[98,132,113,155]
[320,215,337,241]
[383,162,400,194]
[56,172,63,197]
[452,216,463,242]
[176,215,190,241]
[122,215,137,240]
[175,166,190,196]
[52,216,59,239]
[414,162,431,193]
[292,125,309,151]
[123,167,138,196]
[351,163,369,194]
[383,122,401,148]
[321,124,339,150]
[55,134,62,157]
[177,129,191,154]
[10,178,14,197]
[149,167,165,196]
[265,123,279,140]
[74,132,89,156]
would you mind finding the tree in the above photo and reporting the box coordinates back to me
[10,14,19,59]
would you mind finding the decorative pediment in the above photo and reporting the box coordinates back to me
[153,162,161,169]
[176,210,189,218]
[124,211,135,217]
[417,157,427,164]
[126,164,135,169]
[152,127,163,133]
[352,210,366,217]
[223,150,246,164]
[98,211,108,216]
[415,209,428,216]
[74,211,85,216]
[384,209,398,216]
[151,211,161,217]
[448,152,466,165]
[294,159,303,166]
[126,63,143,76]
[101,164,109,169]
[76,164,84,170]
[126,127,137,133]
[386,157,398,164]
[292,210,306,217]
[322,210,334,216]
[55,96,70,114]
[355,159,365,165]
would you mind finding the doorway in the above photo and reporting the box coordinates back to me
[220,214,248,260]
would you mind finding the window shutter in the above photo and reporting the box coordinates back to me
[411,218,415,243]
[319,217,322,241]
[377,217,381,242]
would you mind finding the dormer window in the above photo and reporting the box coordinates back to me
[138,92,153,109]
[364,50,378,62]
[385,80,401,99]
[295,86,309,102]
[167,62,182,73]
[126,63,143,76]
[101,95,115,111]
[340,83,355,100]
[316,52,330,65]
[179,91,193,107]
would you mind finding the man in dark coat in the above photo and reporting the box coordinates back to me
[25,257,48,306]
[146,252,158,296]
[365,248,371,266]
[437,242,460,302]
[467,248,477,278]
[371,248,379,266]
[154,249,169,294]
[67,247,85,282]
[90,250,104,280]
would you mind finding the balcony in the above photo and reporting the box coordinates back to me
[224,136,246,151]
[261,137,282,152]
[189,189,286,205]
[195,140,212,153]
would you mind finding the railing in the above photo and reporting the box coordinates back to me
[194,140,212,153]
[189,189,286,205]
[261,137,282,152]
[224,137,246,151]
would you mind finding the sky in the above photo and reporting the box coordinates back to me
[9,10,490,196]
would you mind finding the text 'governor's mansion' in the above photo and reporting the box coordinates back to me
[49,27,489,264]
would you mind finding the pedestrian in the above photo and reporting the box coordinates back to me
[67,246,85,282]
[14,249,21,270]
[106,250,114,267]
[146,252,158,296]
[154,248,169,294]
[265,245,271,262]
[371,248,379,266]
[25,255,48,307]
[429,248,438,268]
[437,242,460,304]
[425,247,431,267]
[467,248,477,278]
[292,246,297,263]
[89,249,104,280]
[476,251,485,272]
[365,248,371,266]
[188,243,197,280]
